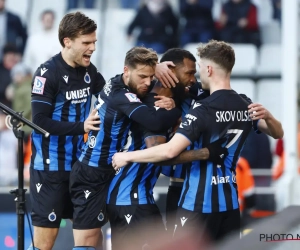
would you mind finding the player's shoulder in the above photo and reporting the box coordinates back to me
[110,75,130,95]
[87,62,101,76]
[34,54,60,78]
[239,93,252,105]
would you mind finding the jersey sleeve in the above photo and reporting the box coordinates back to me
[239,94,261,134]
[113,89,182,132]
[176,102,208,143]
[31,65,58,105]
[31,64,84,135]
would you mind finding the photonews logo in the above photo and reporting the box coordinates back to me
[260,233,300,242]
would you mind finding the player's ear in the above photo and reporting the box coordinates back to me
[123,66,130,81]
[207,65,212,76]
[123,65,129,75]
[63,37,71,49]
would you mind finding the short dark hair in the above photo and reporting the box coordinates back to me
[197,40,235,73]
[160,48,196,66]
[58,12,97,47]
[2,44,18,55]
[125,47,158,69]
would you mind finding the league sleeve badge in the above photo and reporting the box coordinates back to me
[32,76,46,95]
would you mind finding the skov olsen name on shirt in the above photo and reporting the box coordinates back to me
[66,87,91,100]
[216,110,251,122]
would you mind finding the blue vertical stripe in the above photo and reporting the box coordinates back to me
[203,162,213,213]
[107,113,123,165]
[116,163,139,205]
[32,134,44,169]
[107,169,123,203]
[49,95,64,171]
[182,161,200,211]
[217,168,227,211]
[64,102,77,170]
[49,136,59,170]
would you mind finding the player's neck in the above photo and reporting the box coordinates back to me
[209,77,231,94]
[61,49,76,68]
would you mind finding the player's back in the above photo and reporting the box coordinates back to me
[107,93,167,205]
[177,89,256,213]
[79,76,132,168]
[194,90,253,162]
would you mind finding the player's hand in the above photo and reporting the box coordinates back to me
[206,138,228,165]
[155,61,178,88]
[112,152,130,170]
[248,103,270,121]
[154,96,175,110]
[84,109,101,133]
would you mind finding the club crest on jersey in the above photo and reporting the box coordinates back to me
[84,72,91,84]
[48,211,57,222]
[125,93,141,103]
[32,76,46,95]
[98,211,104,221]
[89,136,96,148]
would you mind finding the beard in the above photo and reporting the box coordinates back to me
[128,79,147,99]
[171,82,187,107]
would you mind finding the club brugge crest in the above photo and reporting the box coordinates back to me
[98,211,104,221]
[84,71,91,84]
[48,211,57,222]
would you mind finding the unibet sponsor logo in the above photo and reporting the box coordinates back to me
[216,110,251,122]
[211,175,230,185]
[66,87,91,101]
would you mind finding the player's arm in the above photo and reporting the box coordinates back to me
[113,133,191,169]
[248,103,284,139]
[157,137,227,166]
[145,135,167,148]
[130,105,181,132]
[31,66,99,135]
[112,105,207,169]
[115,90,181,132]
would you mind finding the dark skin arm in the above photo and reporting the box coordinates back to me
[156,148,209,166]
[145,135,167,148]
[156,137,228,166]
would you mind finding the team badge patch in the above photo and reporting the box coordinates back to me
[89,136,96,148]
[125,93,141,102]
[84,72,91,84]
[98,212,104,221]
[48,211,57,222]
[32,76,46,95]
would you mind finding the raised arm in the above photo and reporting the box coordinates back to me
[248,103,284,139]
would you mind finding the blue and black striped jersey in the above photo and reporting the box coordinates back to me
[31,53,105,171]
[161,82,209,179]
[79,75,181,169]
[107,93,178,205]
[176,90,259,213]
